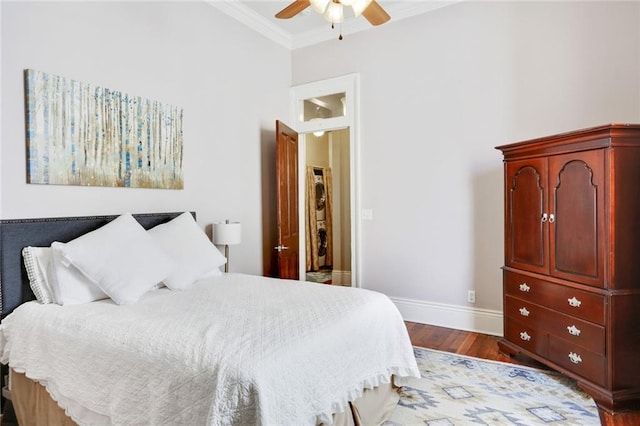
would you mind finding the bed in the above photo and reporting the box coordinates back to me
[0,212,419,425]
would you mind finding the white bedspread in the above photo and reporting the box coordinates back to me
[0,273,419,425]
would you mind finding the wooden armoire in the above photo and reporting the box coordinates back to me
[496,124,640,423]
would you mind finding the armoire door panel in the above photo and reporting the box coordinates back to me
[505,159,548,274]
[548,151,605,287]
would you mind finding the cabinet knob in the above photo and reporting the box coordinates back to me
[519,283,531,292]
[567,325,581,336]
[568,352,583,364]
[548,213,555,223]
[567,297,582,308]
[541,213,548,223]
[519,331,531,341]
[519,307,530,317]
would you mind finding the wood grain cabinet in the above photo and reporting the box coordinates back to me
[496,124,640,423]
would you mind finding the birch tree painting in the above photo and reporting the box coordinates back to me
[25,69,184,189]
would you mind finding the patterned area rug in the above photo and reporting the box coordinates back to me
[386,347,600,425]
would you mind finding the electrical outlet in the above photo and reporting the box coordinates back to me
[467,290,476,303]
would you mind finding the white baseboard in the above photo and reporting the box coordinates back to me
[390,296,504,337]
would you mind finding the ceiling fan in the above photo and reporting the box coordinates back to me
[275,0,391,27]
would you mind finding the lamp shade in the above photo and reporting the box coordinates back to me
[323,2,344,23]
[213,221,241,245]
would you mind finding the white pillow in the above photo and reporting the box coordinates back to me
[148,212,226,290]
[22,246,55,304]
[49,242,108,305]
[194,268,223,283]
[55,213,175,305]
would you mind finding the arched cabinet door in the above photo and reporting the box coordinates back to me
[505,158,549,275]
[548,150,605,288]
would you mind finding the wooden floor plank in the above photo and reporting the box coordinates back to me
[405,321,537,367]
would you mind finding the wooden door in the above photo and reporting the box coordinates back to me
[548,150,605,287]
[275,120,300,279]
[505,158,549,275]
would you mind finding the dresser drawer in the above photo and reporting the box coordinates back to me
[505,295,605,355]
[504,270,605,325]
[548,335,606,387]
[504,319,547,357]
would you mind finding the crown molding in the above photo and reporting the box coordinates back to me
[292,1,464,49]
[390,0,463,22]
[206,1,293,49]
[207,1,464,51]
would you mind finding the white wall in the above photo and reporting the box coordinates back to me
[292,1,640,333]
[0,1,291,275]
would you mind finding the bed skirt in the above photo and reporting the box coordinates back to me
[10,369,400,426]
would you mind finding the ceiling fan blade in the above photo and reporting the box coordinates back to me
[362,0,390,26]
[275,0,311,19]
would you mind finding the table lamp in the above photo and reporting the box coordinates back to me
[213,220,241,273]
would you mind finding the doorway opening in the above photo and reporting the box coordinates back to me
[290,74,360,287]
[304,129,351,286]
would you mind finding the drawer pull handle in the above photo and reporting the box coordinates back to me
[548,213,555,223]
[568,297,582,308]
[519,283,531,292]
[520,331,531,341]
[541,213,548,223]
[567,325,581,336]
[568,352,582,364]
[519,307,530,317]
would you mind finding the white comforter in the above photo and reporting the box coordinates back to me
[0,273,419,425]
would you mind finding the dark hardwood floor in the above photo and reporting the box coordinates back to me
[404,321,545,368]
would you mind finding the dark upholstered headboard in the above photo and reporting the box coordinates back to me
[0,212,190,318]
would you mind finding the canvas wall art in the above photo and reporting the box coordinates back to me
[24,69,184,189]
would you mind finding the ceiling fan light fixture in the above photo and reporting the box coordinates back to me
[351,0,373,17]
[310,0,330,14]
[323,2,344,23]
[275,0,390,30]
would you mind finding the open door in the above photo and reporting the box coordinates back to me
[275,120,300,279]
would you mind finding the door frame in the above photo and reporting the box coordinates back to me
[290,73,361,287]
